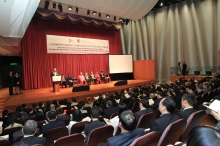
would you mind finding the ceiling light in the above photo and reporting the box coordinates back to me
[160,3,163,6]
[44,0,49,10]
[87,10,90,16]
[68,5,72,10]
[106,14,110,18]
[52,2,56,9]
[114,16,116,21]
[58,3,62,12]
[76,7,79,13]
[99,13,101,18]
[92,11,97,15]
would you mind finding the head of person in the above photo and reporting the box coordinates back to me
[54,68,57,71]
[56,107,63,115]
[181,94,197,109]
[16,106,22,112]
[80,72,83,75]
[77,101,85,109]
[93,100,101,107]
[119,110,136,131]
[139,99,150,109]
[36,111,45,122]
[203,82,210,89]
[38,102,43,108]
[187,126,220,146]
[52,100,57,106]
[86,97,92,104]
[72,109,83,122]
[185,85,193,93]
[91,107,101,119]
[47,111,57,121]
[158,97,176,114]
[22,120,37,136]
[118,103,127,115]
[2,110,8,117]
[196,84,203,91]
[106,100,113,107]
[91,71,93,74]
[32,103,37,109]
[9,71,12,75]
[21,104,26,109]
[7,115,17,126]
[85,73,88,75]
[72,98,77,103]
[19,115,30,126]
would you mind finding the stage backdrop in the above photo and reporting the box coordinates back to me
[21,15,121,89]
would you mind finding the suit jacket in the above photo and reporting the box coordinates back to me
[42,120,65,136]
[196,90,204,96]
[149,113,180,134]
[84,120,105,142]
[103,107,119,119]
[134,108,153,122]
[106,128,145,146]
[203,88,210,94]
[11,136,50,146]
[177,108,197,120]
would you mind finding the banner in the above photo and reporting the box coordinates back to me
[46,35,109,54]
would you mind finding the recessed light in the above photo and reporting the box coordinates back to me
[160,3,163,6]
[68,6,73,10]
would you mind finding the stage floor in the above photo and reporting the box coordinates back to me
[0,80,152,111]
[169,75,211,82]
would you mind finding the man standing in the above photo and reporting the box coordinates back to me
[182,62,187,76]
[7,71,14,95]
[51,68,59,91]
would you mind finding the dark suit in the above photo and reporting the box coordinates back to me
[134,108,153,122]
[42,120,65,136]
[103,107,118,119]
[11,136,49,146]
[106,128,145,146]
[182,63,187,75]
[196,90,204,96]
[149,113,180,134]
[84,120,105,142]
[7,74,14,95]
[177,108,197,120]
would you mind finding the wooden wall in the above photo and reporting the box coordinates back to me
[133,60,156,81]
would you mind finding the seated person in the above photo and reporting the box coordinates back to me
[84,107,105,143]
[103,100,118,119]
[105,73,111,82]
[176,94,197,120]
[85,73,91,85]
[61,74,67,88]
[95,72,101,84]
[185,85,196,97]
[68,109,82,134]
[100,71,106,83]
[90,71,97,84]
[42,111,65,136]
[71,98,78,107]
[78,72,86,84]
[134,99,153,123]
[105,110,145,146]
[56,107,70,119]
[5,115,23,130]
[147,97,180,134]
[77,101,88,114]
[195,84,204,96]
[12,120,49,146]
[66,74,73,87]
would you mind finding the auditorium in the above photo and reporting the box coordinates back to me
[0,0,220,146]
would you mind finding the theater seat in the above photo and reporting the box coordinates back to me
[71,121,89,134]
[54,133,84,146]
[180,110,206,142]
[45,126,68,145]
[87,125,114,146]
[157,119,186,146]
[131,101,139,113]
[0,139,11,146]
[130,131,160,146]
[136,112,156,129]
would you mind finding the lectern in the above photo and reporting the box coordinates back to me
[52,76,61,93]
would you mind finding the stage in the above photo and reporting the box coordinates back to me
[0,80,153,112]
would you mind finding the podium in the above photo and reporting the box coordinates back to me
[52,76,61,93]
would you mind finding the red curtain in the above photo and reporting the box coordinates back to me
[21,16,121,89]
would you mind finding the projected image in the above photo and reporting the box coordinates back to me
[109,55,133,73]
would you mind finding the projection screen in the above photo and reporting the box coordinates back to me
[109,55,133,73]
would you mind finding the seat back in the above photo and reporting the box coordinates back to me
[87,125,114,146]
[130,131,160,146]
[131,101,139,113]
[110,112,118,119]
[54,133,84,146]
[180,110,206,142]
[71,121,89,134]
[136,112,156,129]
[83,107,92,114]
[0,139,11,146]
[122,98,131,105]
[37,120,46,133]
[57,116,70,126]
[157,119,186,146]
[0,127,22,142]
[45,126,68,145]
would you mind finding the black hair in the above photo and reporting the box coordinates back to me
[47,111,56,120]
[72,98,77,102]
[106,100,113,107]
[182,94,197,107]
[21,104,26,108]
[32,103,37,109]
[93,100,101,107]
[2,110,8,116]
[45,102,51,109]
[16,106,22,112]
[119,110,136,131]
[72,109,82,122]
[161,97,176,113]
[187,126,220,146]
[56,107,63,115]
[52,100,57,106]
[38,102,43,107]
[139,99,150,108]
[19,115,30,125]
[118,103,127,115]
[36,111,45,122]
[91,107,101,119]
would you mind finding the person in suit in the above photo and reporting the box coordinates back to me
[42,111,65,136]
[185,85,196,97]
[90,71,97,84]
[51,68,59,91]
[12,120,50,146]
[7,71,14,95]
[176,94,197,120]
[182,62,187,76]
[148,97,180,134]
[106,110,145,146]
[66,74,73,87]
[196,84,204,96]
[134,99,153,123]
[203,82,210,93]
[85,73,91,85]
[100,71,106,83]
[84,107,105,143]
[103,100,118,119]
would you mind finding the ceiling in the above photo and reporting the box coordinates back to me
[38,0,158,22]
